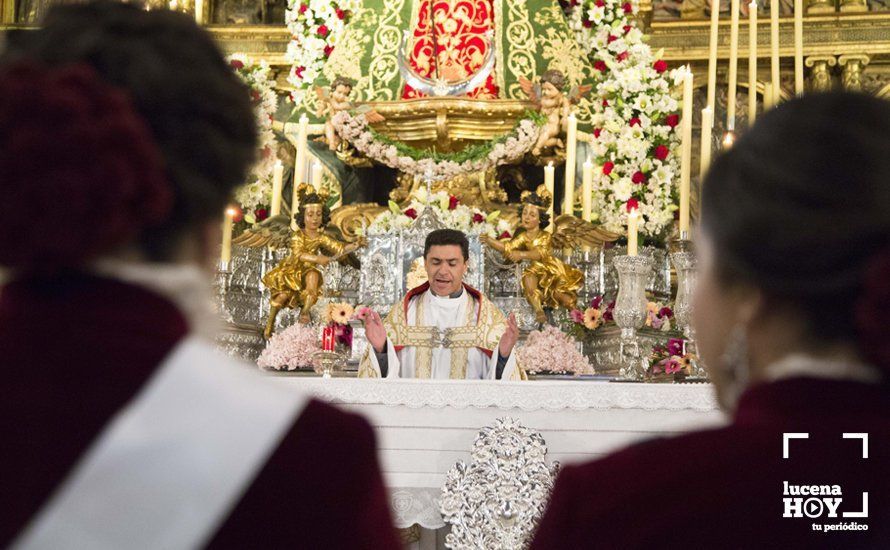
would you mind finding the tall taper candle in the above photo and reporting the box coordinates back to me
[706,0,720,113]
[195,0,204,24]
[310,159,323,191]
[699,106,714,177]
[291,114,309,214]
[221,207,235,264]
[794,0,804,95]
[770,0,780,106]
[564,113,578,216]
[627,208,639,257]
[581,158,593,222]
[270,160,284,216]
[727,0,740,130]
[749,1,758,124]
[680,67,694,237]
[544,161,555,229]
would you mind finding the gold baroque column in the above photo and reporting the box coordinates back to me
[805,56,837,92]
[681,0,707,20]
[2,0,17,23]
[807,0,835,14]
[838,54,869,92]
[839,0,867,12]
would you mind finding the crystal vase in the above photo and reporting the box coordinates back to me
[612,255,653,380]
[670,246,707,378]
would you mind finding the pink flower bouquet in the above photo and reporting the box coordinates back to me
[257,323,319,371]
[517,325,594,375]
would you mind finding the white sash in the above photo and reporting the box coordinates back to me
[13,337,309,550]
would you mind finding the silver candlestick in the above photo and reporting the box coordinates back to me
[612,255,653,380]
[670,241,707,378]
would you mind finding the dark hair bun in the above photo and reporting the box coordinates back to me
[855,249,890,376]
[0,62,171,270]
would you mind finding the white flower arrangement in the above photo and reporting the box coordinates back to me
[565,0,683,239]
[228,55,279,216]
[366,188,500,237]
[285,0,359,104]
[332,110,543,180]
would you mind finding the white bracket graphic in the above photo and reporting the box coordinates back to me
[842,433,869,459]
[783,432,809,459]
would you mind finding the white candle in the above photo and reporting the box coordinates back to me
[195,0,204,24]
[564,113,577,216]
[581,158,593,222]
[544,161,555,229]
[291,114,309,214]
[749,1,758,124]
[770,0,780,107]
[700,106,714,177]
[310,160,323,191]
[221,207,235,264]
[627,208,639,257]
[270,160,284,216]
[794,0,804,95]
[706,0,720,113]
[727,0,740,130]
[679,67,694,237]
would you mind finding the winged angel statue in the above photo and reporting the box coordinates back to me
[315,76,385,151]
[233,184,366,337]
[481,185,617,324]
[519,69,592,156]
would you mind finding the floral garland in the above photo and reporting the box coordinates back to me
[563,0,683,239]
[517,325,594,375]
[332,110,544,180]
[228,55,279,222]
[285,0,358,104]
[366,188,511,237]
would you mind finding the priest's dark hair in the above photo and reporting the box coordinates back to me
[702,92,890,377]
[424,229,470,261]
[0,0,257,266]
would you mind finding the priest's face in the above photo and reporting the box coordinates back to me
[425,245,468,296]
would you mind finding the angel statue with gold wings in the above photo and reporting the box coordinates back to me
[481,185,616,324]
[233,184,366,337]
[315,76,385,151]
[519,69,592,156]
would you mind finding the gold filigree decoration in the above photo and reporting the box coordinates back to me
[504,0,537,100]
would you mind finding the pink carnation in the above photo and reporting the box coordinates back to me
[517,326,594,375]
[257,324,319,370]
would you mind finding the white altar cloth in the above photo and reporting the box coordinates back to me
[268,377,725,529]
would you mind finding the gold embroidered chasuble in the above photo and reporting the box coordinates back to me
[358,283,523,380]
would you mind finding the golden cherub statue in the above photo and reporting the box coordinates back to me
[233,184,366,337]
[315,75,385,151]
[519,69,591,156]
[481,185,616,324]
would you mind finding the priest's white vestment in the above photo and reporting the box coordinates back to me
[358,282,523,380]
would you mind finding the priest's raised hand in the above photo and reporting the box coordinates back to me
[498,312,519,358]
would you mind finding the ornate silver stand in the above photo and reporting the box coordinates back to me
[613,255,653,381]
[670,240,707,379]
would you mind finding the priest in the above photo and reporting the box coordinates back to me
[357,229,523,380]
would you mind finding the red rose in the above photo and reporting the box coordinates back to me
[324,45,334,57]
[294,66,306,79]
[625,198,639,212]
[602,161,614,175]
[405,208,418,219]
[659,306,674,318]
[298,3,308,13]
[616,51,629,63]
[665,114,679,128]
[582,19,593,28]
[231,207,244,223]
[472,213,485,224]
[335,8,346,19]
[623,24,633,34]
[593,60,608,72]
[653,59,668,73]
[229,59,244,70]
[498,231,512,240]
[628,117,641,127]
[250,89,261,102]
[654,144,670,160]
[255,208,269,222]
[607,34,617,43]
[623,2,633,13]
[448,195,459,210]
[631,171,647,184]
[595,0,604,6]
[317,25,329,37]
[593,128,602,138]
[602,98,609,107]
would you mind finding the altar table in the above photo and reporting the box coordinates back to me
[269,376,724,533]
